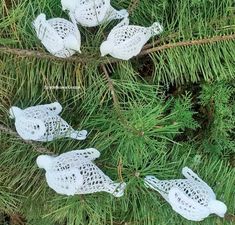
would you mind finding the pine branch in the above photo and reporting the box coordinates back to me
[143,16,235,50]
[101,64,144,136]
[0,124,53,154]
[1,33,234,64]
[0,123,128,172]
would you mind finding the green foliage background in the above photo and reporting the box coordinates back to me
[0,0,235,224]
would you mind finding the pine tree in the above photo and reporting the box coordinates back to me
[0,0,235,224]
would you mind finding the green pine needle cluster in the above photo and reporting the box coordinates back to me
[0,0,235,225]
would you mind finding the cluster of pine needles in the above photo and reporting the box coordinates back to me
[0,0,235,224]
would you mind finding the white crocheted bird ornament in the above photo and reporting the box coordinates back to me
[33,13,81,58]
[37,148,126,197]
[9,102,87,142]
[100,18,163,60]
[61,0,128,27]
[144,167,227,221]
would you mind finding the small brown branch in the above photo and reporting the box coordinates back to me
[0,124,53,154]
[140,33,235,56]
[101,64,120,107]
[0,47,98,63]
[0,124,17,136]
[143,32,179,50]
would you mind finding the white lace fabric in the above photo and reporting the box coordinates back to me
[36,149,126,197]
[33,13,81,58]
[144,167,227,221]
[61,0,128,27]
[9,102,87,142]
[100,18,163,60]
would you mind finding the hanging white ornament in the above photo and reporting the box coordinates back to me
[9,102,87,142]
[100,18,163,60]
[32,13,81,58]
[144,167,227,221]
[36,148,126,197]
[61,0,128,27]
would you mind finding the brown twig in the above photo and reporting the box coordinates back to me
[128,0,140,15]
[0,124,53,154]
[9,213,26,225]
[224,213,235,222]
[107,220,142,225]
